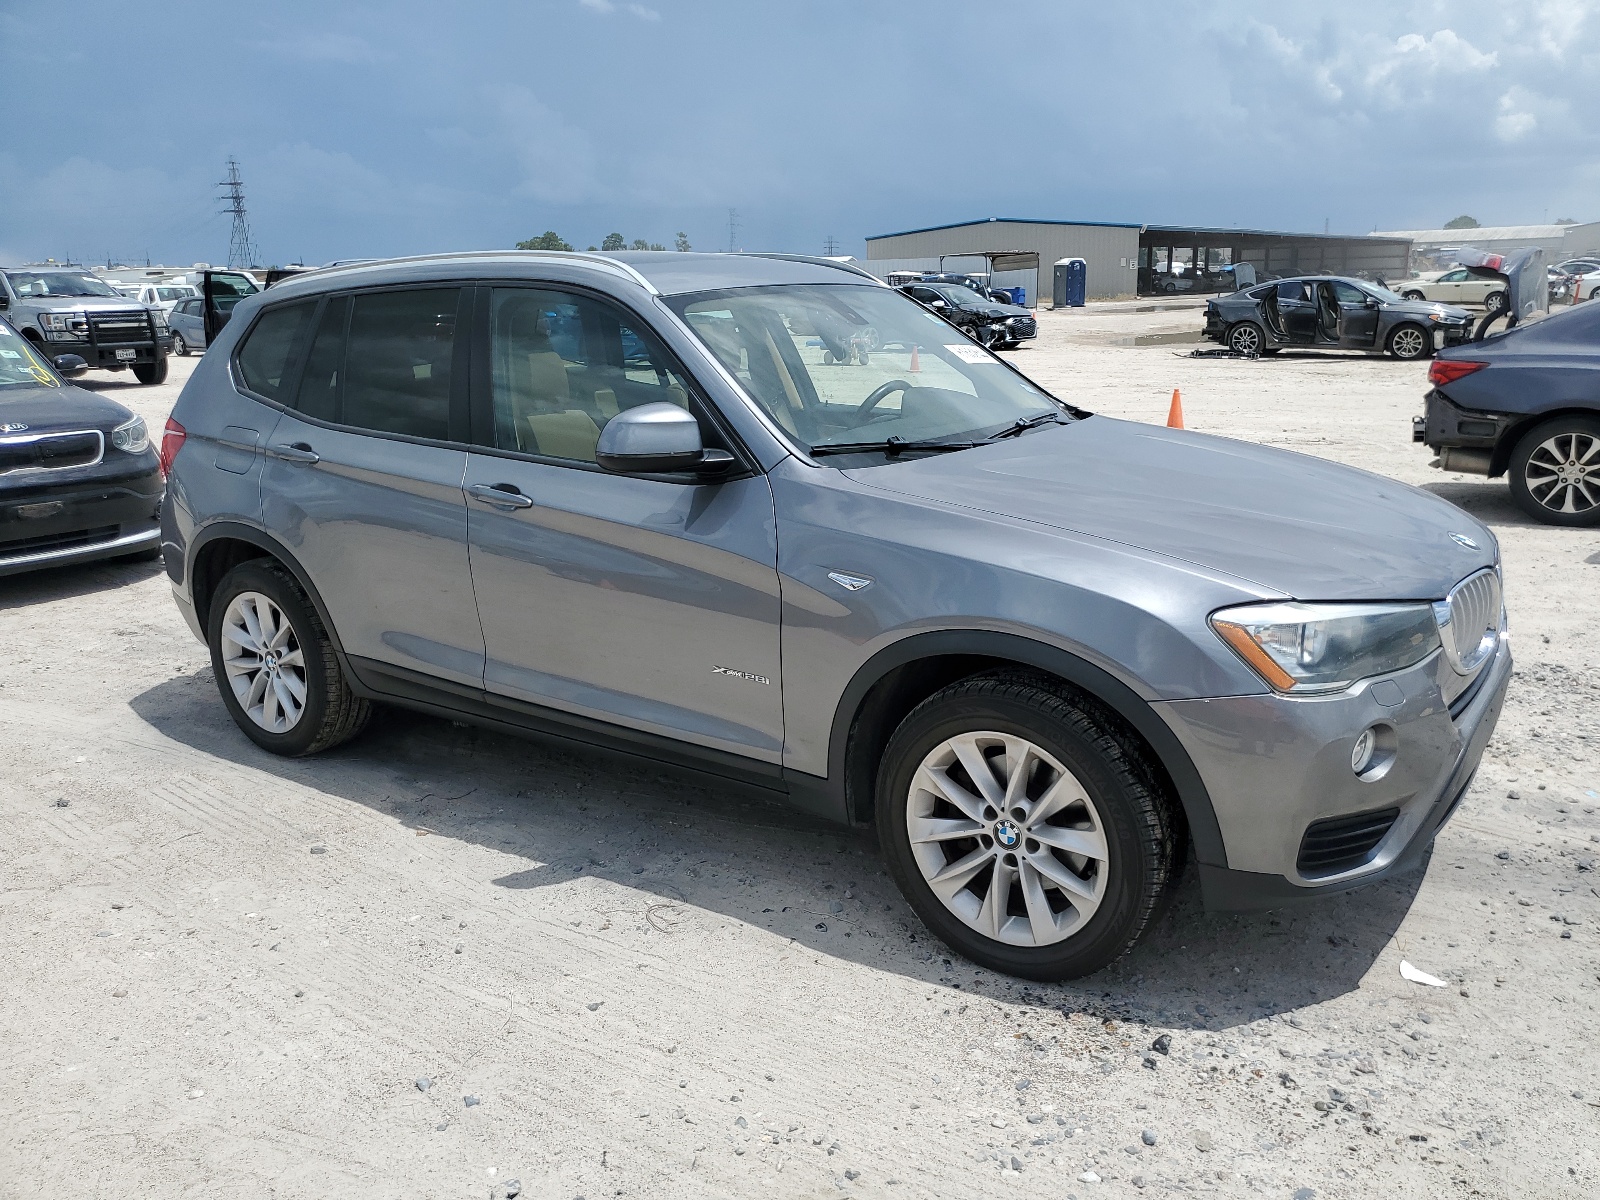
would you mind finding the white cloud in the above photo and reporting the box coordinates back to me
[1493,90,1538,141]
[255,32,386,64]
[578,0,659,20]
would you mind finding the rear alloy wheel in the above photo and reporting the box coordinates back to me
[208,559,371,755]
[1387,324,1431,361]
[1227,321,1265,355]
[876,672,1177,980]
[1508,417,1600,526]
[171,333,188,357]
[1402,290,1426,301]
[1482,290,1506,314]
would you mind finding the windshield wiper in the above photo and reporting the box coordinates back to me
[809,436,983,458]
[988,410,1070,439]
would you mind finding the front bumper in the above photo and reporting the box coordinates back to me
[0,458,163,576]
[1159,633,1512,911]
[41,335,166,369]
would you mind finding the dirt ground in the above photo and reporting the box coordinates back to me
[3,310,1598,1200]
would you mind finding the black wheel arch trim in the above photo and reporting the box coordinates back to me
[185,521,354,669]
[826,629,1227,869]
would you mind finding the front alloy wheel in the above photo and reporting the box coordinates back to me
[1509,418,1600,526]
[1388,324,1430,360]
[907,732,1109,946]
[876,671,1179,980]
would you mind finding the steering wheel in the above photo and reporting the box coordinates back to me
[853,379,913,425]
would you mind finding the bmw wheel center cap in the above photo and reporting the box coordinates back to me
[994,819,1021,849]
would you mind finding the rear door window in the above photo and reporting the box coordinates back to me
[340,288,463,441]
[234,301,316,402]
[1276,280,1310,302]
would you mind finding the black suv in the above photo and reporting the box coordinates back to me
[898,281,1036,350]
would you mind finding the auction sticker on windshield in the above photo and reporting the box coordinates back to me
[944,344,1000,365]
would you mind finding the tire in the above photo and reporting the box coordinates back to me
[1227,321,1265,355]
[1482,290,1506,314]
[207,559,372,756]
[875,671,1178,980]
[171,333,188,357]
[133,356,168,385]
[1402,290,1426,301]
[1507,416,1600,527]
[1387,323,1431,361]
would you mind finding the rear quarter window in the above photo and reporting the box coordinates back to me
[235,301,316,401]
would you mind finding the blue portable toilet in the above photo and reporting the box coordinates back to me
[1052,258,1087,308]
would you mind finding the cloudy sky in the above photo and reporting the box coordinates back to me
[1,1,1595,266]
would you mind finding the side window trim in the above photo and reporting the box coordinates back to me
[229,297,319,406]
[467,280,757,479]
[235,282,474,454]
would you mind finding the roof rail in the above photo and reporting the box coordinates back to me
[740,252,886,285]
[305,250,661,295]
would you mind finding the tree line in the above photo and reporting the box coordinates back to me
[516,231,692,252]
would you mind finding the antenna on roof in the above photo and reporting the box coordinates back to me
[219,157,260,268]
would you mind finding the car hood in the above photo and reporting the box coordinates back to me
[845,417,1496,601]
[16,296,148,314]
[0,381,134,432]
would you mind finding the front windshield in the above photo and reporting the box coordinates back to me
[0,322,61,388]
[669,283,1068,456]
[4,271,120,299]
[1364,282,1405,303]
[927,283,983,306]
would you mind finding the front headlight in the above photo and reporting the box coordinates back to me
[151,309,169,331]
[111,414,150,454]
[39,311,87,340]
[1211,601,1441,694]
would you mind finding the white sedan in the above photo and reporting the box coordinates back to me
[1393,268,1506,310]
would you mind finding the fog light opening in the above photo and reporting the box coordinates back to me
[1352,723,1397,782]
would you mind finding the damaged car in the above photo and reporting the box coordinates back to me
[1204,276,1472,360]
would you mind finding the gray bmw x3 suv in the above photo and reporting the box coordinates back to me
[161,251,1511,979]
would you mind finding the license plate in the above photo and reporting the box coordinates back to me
[115,348,136,361]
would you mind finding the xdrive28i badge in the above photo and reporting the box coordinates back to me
[712,665,770,686]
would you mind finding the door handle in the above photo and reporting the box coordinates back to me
[269,442,320,464]
[467,482,534,509]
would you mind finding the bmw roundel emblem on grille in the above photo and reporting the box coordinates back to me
[1449,532,1479,551]
[994,820,1021,849]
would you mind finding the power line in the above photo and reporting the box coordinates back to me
[727,208,740,253]
[219,157,260,268]
[822,235,840,256]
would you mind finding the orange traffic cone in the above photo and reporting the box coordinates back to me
[1166,388,1185,429]
[909,344,921,373]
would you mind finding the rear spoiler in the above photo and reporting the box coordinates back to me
[1455,245,1547,337]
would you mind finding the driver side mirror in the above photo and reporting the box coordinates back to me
[595,402,734,476]
[52,354,89,377]
[929,300,947,309]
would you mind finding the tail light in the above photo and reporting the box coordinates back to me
[158,417,186,477]
[1428,360,1488,387]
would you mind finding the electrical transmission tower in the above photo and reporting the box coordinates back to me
[218,158,260,268]
[727,208,740,253]
[822,235,840,255]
